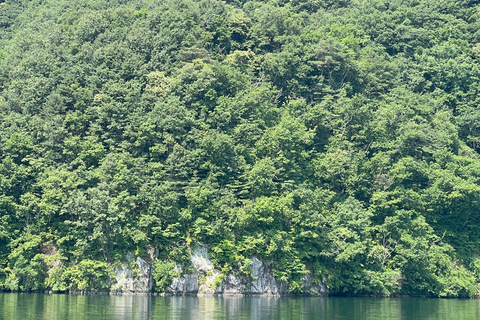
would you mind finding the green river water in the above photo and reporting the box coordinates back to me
[1,293,479,320]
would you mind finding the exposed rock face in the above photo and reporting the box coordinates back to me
[111,249,157,294]
[302,272,327,295]
[222,273,247,295]
[167,246,222,294]
[166,246,328,296]
[248,257,287,295]
[108,245,327,296]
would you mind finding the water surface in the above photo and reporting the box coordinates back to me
[1,293,479,320]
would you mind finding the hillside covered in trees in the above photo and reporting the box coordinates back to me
[1,0,480,297]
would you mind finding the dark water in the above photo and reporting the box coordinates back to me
[1,293,480,320]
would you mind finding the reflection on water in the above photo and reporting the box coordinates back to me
[1,293,480,320]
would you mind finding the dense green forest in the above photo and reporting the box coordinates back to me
[1,0,480,297]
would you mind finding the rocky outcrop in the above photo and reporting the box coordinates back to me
[111,249,158,294]
[108,245,327,296]
[246,257,287,295]
[302,272,328,295]
[165,246,328,296]
[167,246,223,294]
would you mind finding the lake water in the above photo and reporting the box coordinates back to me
[1,293,479,320]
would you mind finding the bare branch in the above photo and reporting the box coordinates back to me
[432,230,447,244]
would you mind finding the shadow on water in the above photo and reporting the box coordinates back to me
[1,293,480,320]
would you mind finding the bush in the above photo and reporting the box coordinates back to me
[152,260,179,292]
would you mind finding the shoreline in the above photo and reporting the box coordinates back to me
[0,290,476,299]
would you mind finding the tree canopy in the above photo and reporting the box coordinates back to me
[1,0,480,297]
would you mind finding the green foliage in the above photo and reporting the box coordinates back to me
[152,260,178,292]
[1,0,480,297]
[211,273,225,290]
[61,260,112,291]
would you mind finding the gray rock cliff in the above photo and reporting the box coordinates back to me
[165,246,328,296]
[111,249,158,294]
[108,245,327,296]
